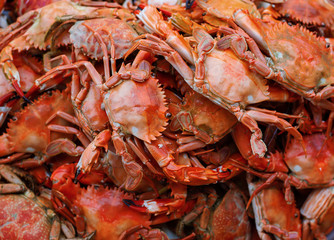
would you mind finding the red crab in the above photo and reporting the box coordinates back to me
[0,88,83,169]
[231,132,334,206]
[220,9,334,111]
[51,164,192,239]
[0,164,62,240]
[247,174,302,240]
[128,6,303,159]
[177,184,251,240]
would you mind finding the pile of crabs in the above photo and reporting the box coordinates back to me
[0,0,333,239]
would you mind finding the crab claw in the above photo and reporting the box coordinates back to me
[144,136,232,185]
[76,129,111,174]
[123,198,177,214]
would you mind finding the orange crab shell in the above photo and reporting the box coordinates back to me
[0,194,53,240]
[4,89,74,155]
[274,0,334,27]
[204,188,251,239]
[104,76,168,143]
[69,18,139,60]
[11,0,98,51]
[175,90,238,142]
[202,48,270,107]
[197,0,261,20]
[74,186,151,240]
[284,133,334,185]
[262,22,334,91]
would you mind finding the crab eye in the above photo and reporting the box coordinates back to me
[165,112,172,118]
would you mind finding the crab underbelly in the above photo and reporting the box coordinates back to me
[204,51,269,107]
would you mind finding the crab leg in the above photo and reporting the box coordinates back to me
[143,135,231,185]
[245,109,305,147]
[111,125,144,191]
[126,34,270,157]
[0,11,38,50]
[52,189,87,236]
[136,6,194,64]
[76,129,144,191]
[232,123,288,172]
[0,46,28,101]
[124,182,188,215]
[126,136,164,176]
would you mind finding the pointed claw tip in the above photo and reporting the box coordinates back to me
[122,199,137,207]
[23,95,32,104]
[74,168,81,183]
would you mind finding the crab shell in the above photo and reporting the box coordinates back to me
[196,48,270,109]
[194,188,251,239]
[197,0,261,20]
[274,0,334,27]
[248,178,302,240]
[104,76,168,143]
[236,14,334,94]
[172,90,238,143]
[0,194,54,240]
[74,186,151,240]
[284,133,334,186]
[69,18,139,60]
[11,0,98,51]
[0,89,74,156]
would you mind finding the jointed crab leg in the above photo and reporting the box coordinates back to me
[0,11,38,50]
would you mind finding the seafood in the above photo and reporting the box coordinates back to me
[0,165,61,240]
[247,174,302,240]
[223,9,334,111]
[51,164,182,240]
[0,88,83,168]
[1,0,334,239]
[301,186,334,239]
[128,25,303,159]
[178,185,251,240]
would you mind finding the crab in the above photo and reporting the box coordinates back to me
[262,0,334,30]
[220,9,334,111]
[300,186,334,239]
[196,0,261,21]
[50,164,184,240]
[175,184,251,240]
[247,174,302,240]
[165,83,294,173]
[0,0,104,51]
[0,164,61,240]
[231,132,334,207]
[0,49,43,127]
[0,88,83,169]
[75,129,164,193]
[0,0,105,102]
[168,89,238,153]
[46,10,138,62]
[32,11,142,140]
[128,6,304,158]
